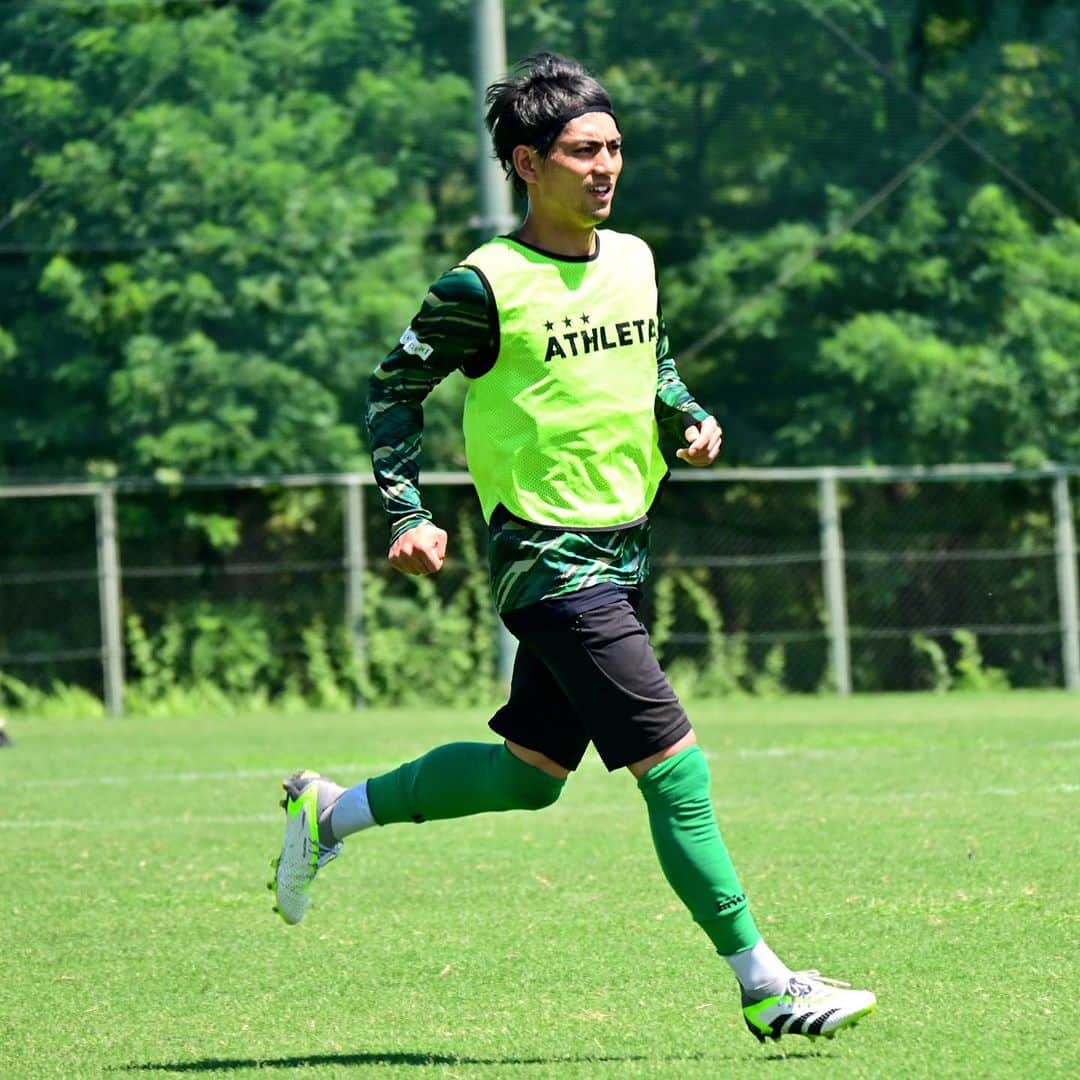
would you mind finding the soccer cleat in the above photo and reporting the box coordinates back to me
[271,770,344,925]
[742,971,876,1043]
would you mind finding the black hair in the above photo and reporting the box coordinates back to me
[484,52,617,196]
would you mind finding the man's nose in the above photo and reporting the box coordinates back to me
[594,149,616,172]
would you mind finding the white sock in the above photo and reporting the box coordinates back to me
[328,780,376,840]
[723,939,792,999]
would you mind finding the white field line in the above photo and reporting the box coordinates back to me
[1,748,826,790]
[21,739,1067,790]
[11,740,1076,791]
[0,813,281,830]
[733,747,845,759]
[1,783,1075,830]
[18,761,400,789]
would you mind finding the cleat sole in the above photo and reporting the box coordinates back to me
[746,1002,876,1045]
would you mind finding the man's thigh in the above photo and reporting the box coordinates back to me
[488,632,591,772]
[498,592,690,771]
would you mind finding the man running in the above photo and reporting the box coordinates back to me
[273,52,876,1045]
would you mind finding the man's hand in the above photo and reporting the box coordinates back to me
[388,522,448,575]
[676,415,723,466]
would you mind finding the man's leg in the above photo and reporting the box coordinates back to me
[506,590,876,1043]
[353,741,564,827]
[630,734,763,960]
[333,635,582,832]
[272,638,581,925]
[501,594,769,960]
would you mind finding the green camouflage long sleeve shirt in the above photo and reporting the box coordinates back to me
[366,258,710,613]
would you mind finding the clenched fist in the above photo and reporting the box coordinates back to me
[388,522,448,575]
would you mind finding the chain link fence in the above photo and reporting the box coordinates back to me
[1,465,1077,712]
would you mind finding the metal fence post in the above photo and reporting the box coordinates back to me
[343,478,366,703]
[95,485,125,716]
[818,469,852,695]
[1052,470,1080,691]
[497,617,517,690]
[473,0,515,235]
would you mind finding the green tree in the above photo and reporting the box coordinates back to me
[0,0,474,480]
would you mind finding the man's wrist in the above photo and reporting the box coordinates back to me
[389,512,433,544]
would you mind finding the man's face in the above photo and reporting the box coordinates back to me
[530,112,623,229]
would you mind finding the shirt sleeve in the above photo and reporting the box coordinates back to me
[654,298,711,435]
[365,266,495,543]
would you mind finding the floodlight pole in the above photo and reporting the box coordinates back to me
[473,0,516,236]
[473,0,518,686]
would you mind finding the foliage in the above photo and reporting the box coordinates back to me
[124,606,274,714]
[911,629,1011,691]
[750,643,788,698]
[653,567,764,697]
[912,632,952,692]
[663,180,1080,467]
[1,0,1076,481]
[298,617,355,711]
[126,609,184,702]
[127,603,279,700]
[951,628,1010,691]
[0,0,1076,700]
[0,668,105,718]
[0,0,470,480]
[110,510,500,712]
[356,513,499,706]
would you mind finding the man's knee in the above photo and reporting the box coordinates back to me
[516,773,564,810]
[501,742,567,809]
[628,729,698,779]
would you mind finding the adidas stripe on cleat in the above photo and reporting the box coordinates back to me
[272,770,343,925]
[742,971,876,1043]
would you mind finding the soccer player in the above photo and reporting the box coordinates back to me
[273,53,876,1044]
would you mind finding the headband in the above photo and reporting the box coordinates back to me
[533,106,619,154]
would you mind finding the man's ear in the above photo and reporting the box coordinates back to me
[512,145,539,187]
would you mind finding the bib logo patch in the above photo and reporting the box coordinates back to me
[543,313,657,363]
[400,327,433,361]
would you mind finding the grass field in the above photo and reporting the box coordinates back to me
[2,692,1077,1079]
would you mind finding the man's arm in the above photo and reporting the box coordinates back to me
[366,266,496,571]
[654,301,723,466]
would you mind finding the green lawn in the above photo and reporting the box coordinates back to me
[2,693,1077,1078]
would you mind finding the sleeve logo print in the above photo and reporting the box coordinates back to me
[399,327,434,361]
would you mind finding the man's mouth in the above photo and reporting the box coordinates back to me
[588,182,613,201]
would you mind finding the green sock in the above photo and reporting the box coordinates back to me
[366,742,565,825]
[638,745,761,956]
